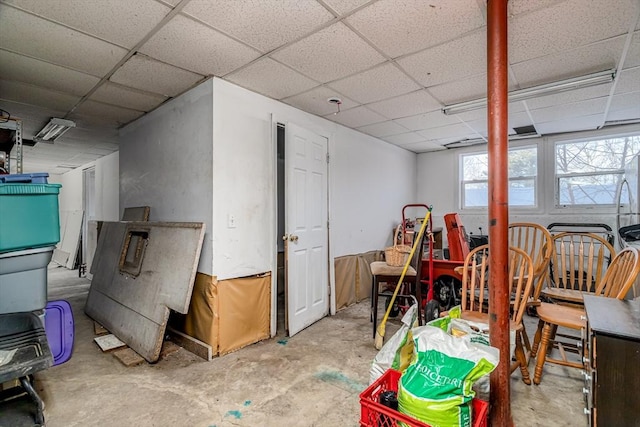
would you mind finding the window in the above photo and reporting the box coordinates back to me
[555,134,640,207]
[461,146,537,208]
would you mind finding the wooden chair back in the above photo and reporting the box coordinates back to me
[548,232,615,292]
[509,223,552,301]
[595,246,640,299]
[461,244,534,323]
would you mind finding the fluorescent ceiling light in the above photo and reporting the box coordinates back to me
[442,69,615,115]
[34,118,76,142]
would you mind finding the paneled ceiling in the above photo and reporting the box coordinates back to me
[0,0,639,174]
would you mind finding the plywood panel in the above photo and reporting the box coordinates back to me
[85,221,205,362]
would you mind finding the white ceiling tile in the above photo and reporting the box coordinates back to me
[398,31,486,88]
[0,5,127,76]
[606,92,640,123]
[463,118,487,135]
[271,22,385,82]
[282,86,359,117]
[366,90,442,119]
[625,31,640,70]
[323,106,385,128]
[327,63,420,104]
[225,58,318,100]
[89,82,168,112]
[110,54,204,97]
[417,123,477,140]
[4,0,171,49]
[508,0,567,16]
[357,120,409,138]
[536,113,603,135]
[0,50,100,96]
[394,110,460,131]
[511,36,623,87]
[346,0,485,58]
[157,0,181,6]
[606,106,640,123]
[452,102,526,123]
[401,140,445,152]
[72,100,144,126]
[183,0,334,52]
[0,79,80,111]
[429,74,488,105]
[509,0,637,64]
[140,14,260,76]
[616,67,640,95]
[523,84,613,110]
[323,0,371,15]
[529,97,607,124]
[383,132,427,145]
[608,92,640,113]
[509,111,537,132]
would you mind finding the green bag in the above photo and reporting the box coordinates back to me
[397,323,499,427]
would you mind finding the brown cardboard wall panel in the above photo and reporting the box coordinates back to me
[334,250,383,311]
[334,255,357,310]
[184,273,219,352]
[357,250,381,301]
[218,273,271,356]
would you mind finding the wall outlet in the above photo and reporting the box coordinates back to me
[228,214,236,228]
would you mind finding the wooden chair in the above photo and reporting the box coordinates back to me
[531,246,640,384]
[509,223,553,304]
[508,223,553,356]
[459,244,535,384]
[541,232,615,304]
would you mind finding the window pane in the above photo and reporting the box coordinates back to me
[462,153,488,180]
[556,136,640,174]
[558,174,622,205]
[464,182,488,207]
[508,147,537,177]
[509,179,536,206]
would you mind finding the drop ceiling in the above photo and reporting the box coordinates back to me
[0,0,639,174]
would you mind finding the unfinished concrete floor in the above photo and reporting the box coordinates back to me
[23,266,586,426]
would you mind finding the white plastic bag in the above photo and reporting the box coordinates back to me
[370,304,418,384]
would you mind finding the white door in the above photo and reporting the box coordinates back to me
[285,123,329,336]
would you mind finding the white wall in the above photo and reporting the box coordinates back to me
[52,151,120,221]
[211,78,417,281]
[417,124,640,248]
[119,80,214,274]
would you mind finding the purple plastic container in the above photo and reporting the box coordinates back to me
[44,300,74,366]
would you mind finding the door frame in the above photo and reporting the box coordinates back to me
[270,115,336,337]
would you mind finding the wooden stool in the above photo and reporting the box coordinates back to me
[370,261,419,338]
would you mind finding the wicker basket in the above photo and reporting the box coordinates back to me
[385,225,412,267]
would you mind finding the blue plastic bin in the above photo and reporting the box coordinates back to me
[0,173,49,184]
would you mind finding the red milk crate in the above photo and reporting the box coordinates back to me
[360,369,488,427]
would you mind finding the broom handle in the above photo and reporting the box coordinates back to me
[380,208,432,326]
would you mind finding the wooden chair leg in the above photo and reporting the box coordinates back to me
[531,319,544,358]
[514,331,531,385]
[533,322,553,385]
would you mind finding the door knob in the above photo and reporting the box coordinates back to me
[282,234,289,241]
[289,234,299,242]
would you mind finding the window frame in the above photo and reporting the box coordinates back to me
[553,131,640,209]
[459,143,540,211]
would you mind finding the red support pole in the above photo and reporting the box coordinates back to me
[487,0,512,426]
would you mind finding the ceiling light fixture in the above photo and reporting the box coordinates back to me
[34,118,76,142]
[442,69,615,116]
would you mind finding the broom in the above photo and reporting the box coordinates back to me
[375,208,432,350]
